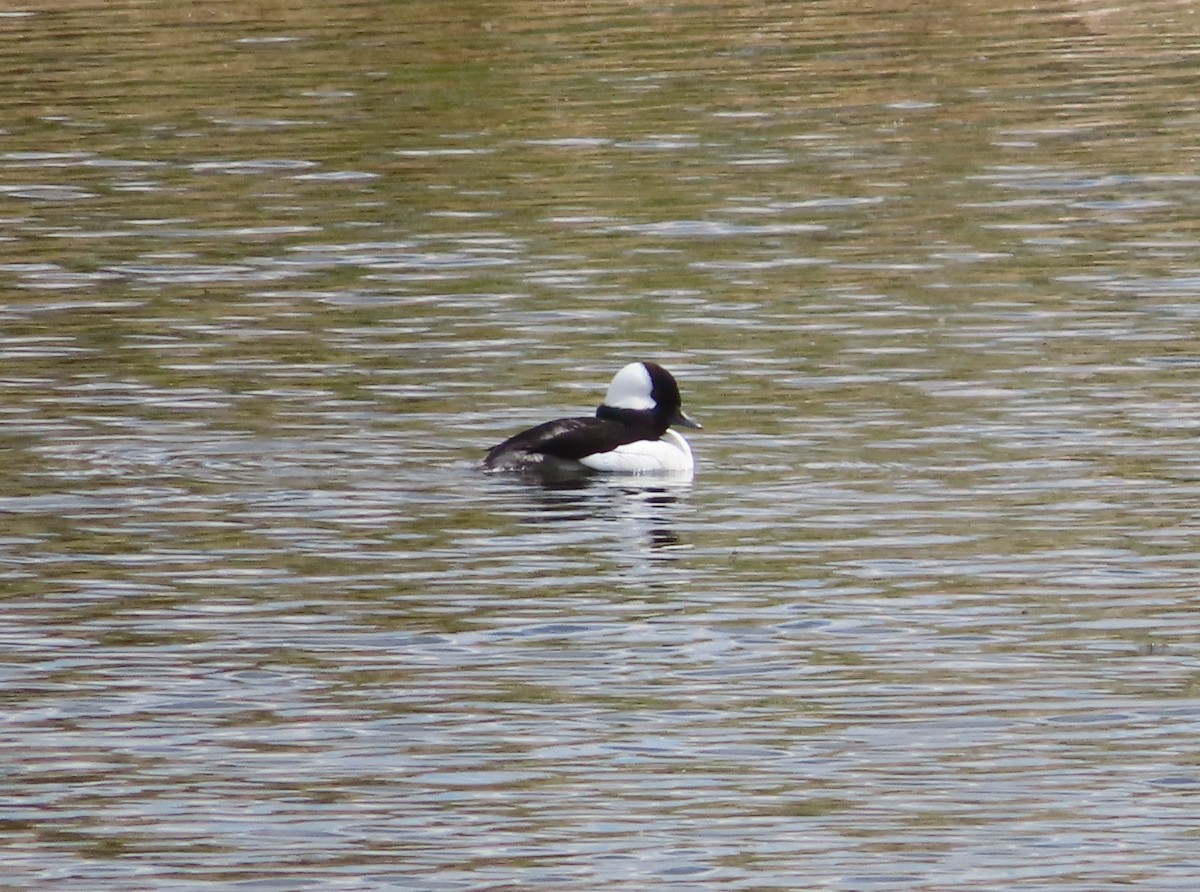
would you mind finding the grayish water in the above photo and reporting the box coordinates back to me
[4,1,1200,889]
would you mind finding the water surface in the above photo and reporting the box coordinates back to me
[3,1,1200,889]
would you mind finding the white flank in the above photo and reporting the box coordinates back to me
[578,430,694,475]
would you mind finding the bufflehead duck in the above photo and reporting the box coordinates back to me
[482,361,701,476]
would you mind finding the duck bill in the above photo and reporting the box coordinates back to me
[672,409,702,430]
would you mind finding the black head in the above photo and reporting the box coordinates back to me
[595,361,701,434]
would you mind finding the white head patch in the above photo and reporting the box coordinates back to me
[602,362,656,411]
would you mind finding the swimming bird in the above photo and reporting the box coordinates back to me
[481,361,701,476]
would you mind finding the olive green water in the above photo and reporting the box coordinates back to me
[3,1,1200,889]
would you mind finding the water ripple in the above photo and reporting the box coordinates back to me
[2,1,1200,890]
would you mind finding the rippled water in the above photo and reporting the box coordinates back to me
[4,1,1200,889]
